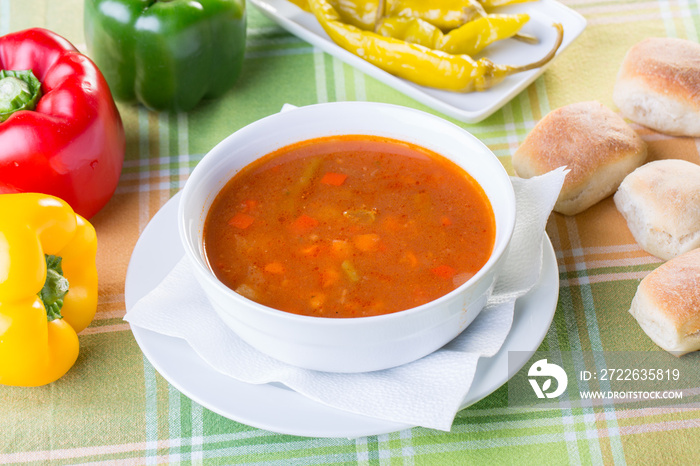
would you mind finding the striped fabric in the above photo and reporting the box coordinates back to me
[2,0,700,464]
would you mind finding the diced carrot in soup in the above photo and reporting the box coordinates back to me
[228,212,255,229]
[264,262,285,274]
[320,172,348,186]
[353,233,380,252]
[320,268,340,288]
[430,265,457,280]
[241,199,258,212]
[330,240,351,258]
[299,244,322,257]
[290,214,319,234]
[203,135,495,318]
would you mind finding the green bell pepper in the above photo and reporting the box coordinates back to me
[84,0,246,112]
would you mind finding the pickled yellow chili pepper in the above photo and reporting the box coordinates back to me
[288,0,537,30]
[480,0,536,9]
[287,0,311,10]
[386,0,482,30]
[376,13,530,56]
[288,0,381,30]
[307,0,563,92]
[331,0,381,30]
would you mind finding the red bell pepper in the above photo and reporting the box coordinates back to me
[0,28,125,219]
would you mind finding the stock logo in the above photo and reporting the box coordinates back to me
[528,359,568,399]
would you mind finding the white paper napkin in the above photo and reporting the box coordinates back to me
[125,163,566,432]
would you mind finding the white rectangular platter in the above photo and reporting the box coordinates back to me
[250,0,587,123]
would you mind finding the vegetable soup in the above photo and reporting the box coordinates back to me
[203,135,495,318]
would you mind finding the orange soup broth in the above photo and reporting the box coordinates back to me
[203,135,496,318]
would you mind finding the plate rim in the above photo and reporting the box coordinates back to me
[125,191,559,437]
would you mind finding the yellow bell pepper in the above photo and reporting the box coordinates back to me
[0,193,98,387]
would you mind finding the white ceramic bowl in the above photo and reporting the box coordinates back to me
[179,102,515,373]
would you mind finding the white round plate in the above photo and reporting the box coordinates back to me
[125,192,559,438]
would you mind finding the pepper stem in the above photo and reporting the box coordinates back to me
[39,255,70,322]
[511,22,564,73]
[0,70,42,122]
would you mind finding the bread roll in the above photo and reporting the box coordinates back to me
[613,37,700,137]
[614,159,700,260]
[629,248,700,356]
[513,101,647,216]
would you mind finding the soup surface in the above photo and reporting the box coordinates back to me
[203,135,495,318]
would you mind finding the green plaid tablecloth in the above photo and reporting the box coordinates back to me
[2,0,699,464]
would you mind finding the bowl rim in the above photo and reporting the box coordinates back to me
[178,101,516,326]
